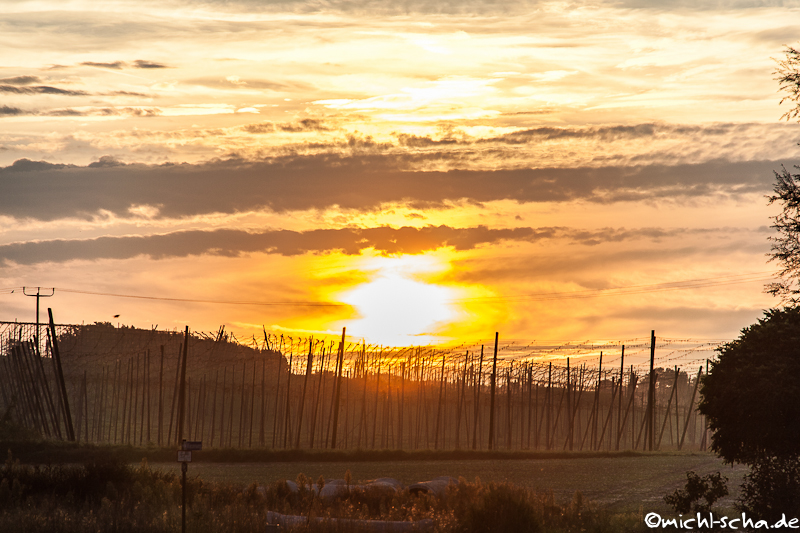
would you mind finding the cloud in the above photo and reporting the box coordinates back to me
[242,119,332,133]
[189,77,312,91]
[172,0,798,15]
[0,106,25,116]
[133,60,169,69]
[397,123,737,147]
[278,119,331,132]
[617,0,795,8]
[390,124,788,163]
[80,61,126,69]
[3,159,73,172]
[41,107,161,117]
[242,122,275,134]
[108,90,152,97]
[566,227,727,246]
[0,76,42,86]
[0,224,727,265]
[88,155,127,168]
[750,26,800,46]
[488,124,668,143]
[0,85,89,96]
[0,107,162,118]
[397,133,460,147]
[449,238,769,289]
[0,155,781,221]
[43,109,86,117]
[79,60,169,70]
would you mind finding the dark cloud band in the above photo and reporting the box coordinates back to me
[0,155,782,221]
[80,60,169,70]
[0,85,88,96]
[0,76,42,86]
[0,225,736,266]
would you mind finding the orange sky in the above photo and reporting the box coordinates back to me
[0,0,798,347]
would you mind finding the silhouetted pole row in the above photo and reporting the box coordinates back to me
[0,320,710,452]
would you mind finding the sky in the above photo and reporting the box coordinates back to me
[1,0,799,348]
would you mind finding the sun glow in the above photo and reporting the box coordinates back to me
[337,255,459,346]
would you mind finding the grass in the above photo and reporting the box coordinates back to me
[0,451,654,533]
[0,440,748,512]
[262,474,648,533]
[0,440,677,464]
[153,453,747,513]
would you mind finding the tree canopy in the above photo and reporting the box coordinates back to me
[766,167,800,302]
[776,46,800,122]
[699,307,800,464]
[766,46,800,301]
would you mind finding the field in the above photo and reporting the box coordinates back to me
[150,452,748,513]
[0,440,752,531]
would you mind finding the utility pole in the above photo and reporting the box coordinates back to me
[23,287,54,353]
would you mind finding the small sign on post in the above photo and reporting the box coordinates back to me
[177,439,201,533]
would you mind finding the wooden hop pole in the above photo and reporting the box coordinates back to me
[330,327,346,449]
[176,326,189,445]
[488,333,499,451]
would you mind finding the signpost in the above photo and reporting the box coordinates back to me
[178,440,201,533]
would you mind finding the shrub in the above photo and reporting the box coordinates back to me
[664,471,728,514]
[458,482,540,533]
[736,456,800,522]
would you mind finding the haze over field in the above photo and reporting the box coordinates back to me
[1,0,798,346]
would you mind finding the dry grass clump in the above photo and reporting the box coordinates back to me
[0,451,270,533]
[0,454,646,533]
[263,472,646,533]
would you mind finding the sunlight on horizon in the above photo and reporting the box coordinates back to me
[337,255,459,346]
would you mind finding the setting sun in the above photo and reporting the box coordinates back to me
[337,255,459,345]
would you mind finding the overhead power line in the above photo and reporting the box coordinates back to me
[53,288,347,307]
[0,270,775,306]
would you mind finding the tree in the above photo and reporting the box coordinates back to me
[691,44,800,523]
[767,46,800,302]
[775,45,800,122]
[766,167,800,302]
[699,307,800,464]
[698,308,800,521]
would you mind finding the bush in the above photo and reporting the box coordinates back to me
[459,483,540,533]
[664,471,728,514]
[736,456,800,522]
